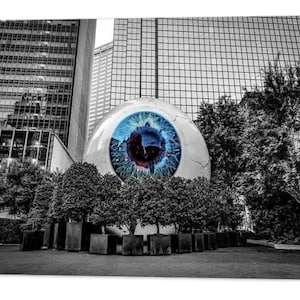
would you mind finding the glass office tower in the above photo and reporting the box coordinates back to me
[88,42,113,140]
[0,19,96,161]
[110,17,300,120]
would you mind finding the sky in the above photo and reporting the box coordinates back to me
[95,19,114,48]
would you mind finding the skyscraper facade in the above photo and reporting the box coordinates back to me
[110,17,300,120]
[0,19,96,164]
[88,42,113,140]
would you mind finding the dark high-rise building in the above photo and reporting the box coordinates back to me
[0,19,96,164]
[110,17,300,120]
[88,42,113,140]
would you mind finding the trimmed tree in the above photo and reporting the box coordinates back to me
[211,178,243,231]
[91,173,122,230]
[61,162,100,222]
[139,177,171,234]
[47,172,66,223]
[114,177,143,234]
[23,179,55,230]
[189,177,211,232]
[164,176,194,233]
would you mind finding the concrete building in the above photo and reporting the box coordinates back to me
[88,42,113,140]
[110,17,300,121]
[0,19,96,169]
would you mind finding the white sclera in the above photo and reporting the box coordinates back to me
[84,98,211,180]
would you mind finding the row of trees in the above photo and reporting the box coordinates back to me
[22,162,243,234]
[1,63,299,242]
[196,63,300,242]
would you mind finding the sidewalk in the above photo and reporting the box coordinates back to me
[0,245,300,279]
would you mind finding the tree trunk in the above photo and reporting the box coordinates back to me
[174,223,178,234]
[129,224,136,235]
[156,222,160,234]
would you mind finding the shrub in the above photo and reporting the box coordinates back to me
[113,177,143,234]
[0,218,23,244]
[47,173,66,223]
[139,177,171,234]
[61,162,101,221]
[164,176,194,233]
[23,180,55,230]
[91,173,122,229]
[0,161,48,216]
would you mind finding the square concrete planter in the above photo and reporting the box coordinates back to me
[52,222,66,250]
[20,230,44,251]
[148,234,171,255]
[65,222,101,252]
[89,233,117,255]
[171,233,193,253]
[42,223,54,249]
[122,235,143,256]
[216,232,226,248]
[204,232,217,250]
[192,233,205,252]
[229,231,245,247]
[216,232,230,248]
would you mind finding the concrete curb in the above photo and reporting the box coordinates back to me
[274,244,300,250]
[247,239,300,251]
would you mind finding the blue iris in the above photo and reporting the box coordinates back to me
[110,111,181,181]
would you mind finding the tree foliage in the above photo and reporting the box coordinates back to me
[164,176,194,233]
[196,96,244,186]
[91,173,121,228]
[195,63,300,241]
[23,179,55,230]
[0,161,48,216]
[47,172,66,223]
[237,64,300,240]
[61,162,100,221]
[139,177,170,234]
[113,177,143,234]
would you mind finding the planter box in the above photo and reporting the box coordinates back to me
[52,222,66,250]
[192,233,205,252]
[171,233,193,253]
[89,234,117,255]
[210,233,217,249]
[148,234,171,255]
[239,232,247,247]
[122,235,143,256]
[204,232,217,250]
[216,232,227,248]
[20,230,44,251]
[229,231,246,247]
[42,223,54,249]
[65,222,101,252]
[216,232,230,248]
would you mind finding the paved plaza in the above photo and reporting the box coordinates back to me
[0,245,299,279]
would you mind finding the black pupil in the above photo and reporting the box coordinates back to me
[127,133,161,164]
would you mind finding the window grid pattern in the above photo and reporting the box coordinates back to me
[0,20,80,145]
[88,42,113,139]
[110,16,300,120]
[0,128,51,169]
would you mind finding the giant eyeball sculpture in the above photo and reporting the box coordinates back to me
[84,98,210,181]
